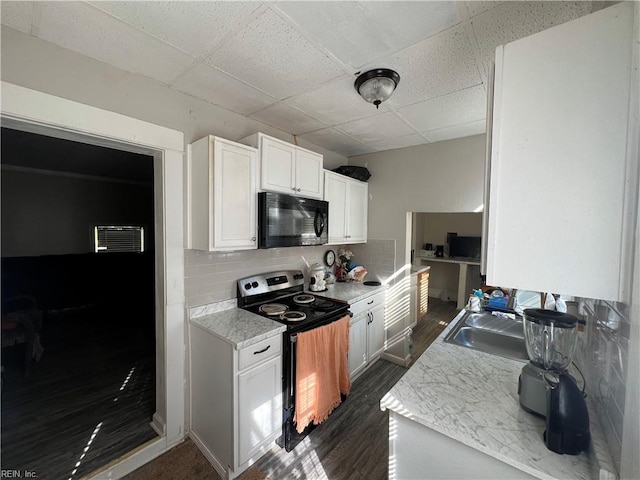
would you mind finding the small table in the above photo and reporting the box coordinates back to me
[416,256,481,309]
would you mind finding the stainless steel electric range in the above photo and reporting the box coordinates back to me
[237,270,350,452]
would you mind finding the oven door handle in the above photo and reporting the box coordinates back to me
[290,334,296,402]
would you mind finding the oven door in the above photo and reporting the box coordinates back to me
[258,192,328,248]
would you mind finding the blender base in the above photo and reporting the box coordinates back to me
[518,363,577,417]
[518,363,550,417]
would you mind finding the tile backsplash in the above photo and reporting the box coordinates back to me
[574,297,631,476]
[184,239,398,308]
[349,239,396,282]
[184,246,328,308]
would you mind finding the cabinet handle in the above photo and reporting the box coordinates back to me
[297,188,301,192]
[251,237,256,241]
[253,345,271,355]
[367,300,374,305]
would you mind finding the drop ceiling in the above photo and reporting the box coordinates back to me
[0,1,608,157]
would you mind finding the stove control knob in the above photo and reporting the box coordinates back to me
[252,281,259,288]
[244,283,252,290]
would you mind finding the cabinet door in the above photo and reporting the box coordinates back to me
[295,149,323,199]
[324,171,348,243]
[487,3,635,301]
[348,313,367,378]
[346,180,368,243]
[260,136,296,194]
[237,356,282,467]
[213,138,257,250]
[367,305,385,360]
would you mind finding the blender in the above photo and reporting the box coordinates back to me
[518,308,590,454]
[519,308,579,415]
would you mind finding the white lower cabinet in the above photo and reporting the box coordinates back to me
[348,291,385,380]
[237,356,281,466]
[348,314,367,377]
[190,325,282,479]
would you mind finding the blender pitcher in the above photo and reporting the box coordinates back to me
[522,309,578,371]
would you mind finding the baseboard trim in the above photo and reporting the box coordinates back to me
[380,351,411,367]
[150,412,166,437]
[189,430,228,479]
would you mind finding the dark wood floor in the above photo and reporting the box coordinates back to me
[1,304,157,480]
[127,298,459,480]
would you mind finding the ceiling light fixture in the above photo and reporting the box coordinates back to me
[354,68,400,109]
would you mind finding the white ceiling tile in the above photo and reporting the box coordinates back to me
[337,144,378,157]
[206,8,345,100]
[336,112,416,144]
[286,75,387,126]
[367,134,428,152]
[90,1,262,59]
[275,1,460,70]
[422,120,486,143]
[172,63,277,115]
[0,1,33,34]
[397,85,487,132]
[37,2,195,84]
[374,24,483,108]
[472,1,602,78]
[250,103,327,135]
[298,127,368,153]
[464,1,506,18]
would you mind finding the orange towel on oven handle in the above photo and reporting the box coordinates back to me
[294,314,351,434]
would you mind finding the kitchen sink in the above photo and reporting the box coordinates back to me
[444,311,529,361]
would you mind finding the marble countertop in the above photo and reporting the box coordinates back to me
[318,281,387,304]
[381,310,615,480]
[415,256,481,265]
[190,308,286,350]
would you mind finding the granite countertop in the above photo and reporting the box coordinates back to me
[381,310,616,480]
[190,308,286,350]
[319,281,387,304]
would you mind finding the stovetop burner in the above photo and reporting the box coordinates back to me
[293,294,315,304]
[280,311,307,322]
[259,303,288,316]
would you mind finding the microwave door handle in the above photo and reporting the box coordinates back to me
[314,209,325,237]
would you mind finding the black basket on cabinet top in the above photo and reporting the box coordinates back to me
[332,165,371,182]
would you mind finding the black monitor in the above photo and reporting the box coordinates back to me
[449,236,481,259]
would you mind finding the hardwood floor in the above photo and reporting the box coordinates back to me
[1,304,157,480]
[127,298,459,480]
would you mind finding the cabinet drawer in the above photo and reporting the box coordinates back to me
[238,335,281,371]
[350,291,385,317]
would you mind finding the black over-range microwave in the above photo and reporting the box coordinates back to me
[258,192,328,248]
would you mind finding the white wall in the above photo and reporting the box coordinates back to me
[349,134,486,271]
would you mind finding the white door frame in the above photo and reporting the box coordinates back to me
[1,81,186,478]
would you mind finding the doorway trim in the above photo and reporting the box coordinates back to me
[1,81,186,478]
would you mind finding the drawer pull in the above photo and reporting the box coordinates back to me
[367,300,374,305]
[253,345,271,355]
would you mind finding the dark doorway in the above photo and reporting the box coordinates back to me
[1,127,158,479]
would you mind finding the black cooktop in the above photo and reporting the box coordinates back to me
[237,270,350,332]
[245,292,349,329]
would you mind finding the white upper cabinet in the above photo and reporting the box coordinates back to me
[240,133,324,199]
[486,2,637,302]
[188,136,258,251]
[324,170,368,244]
